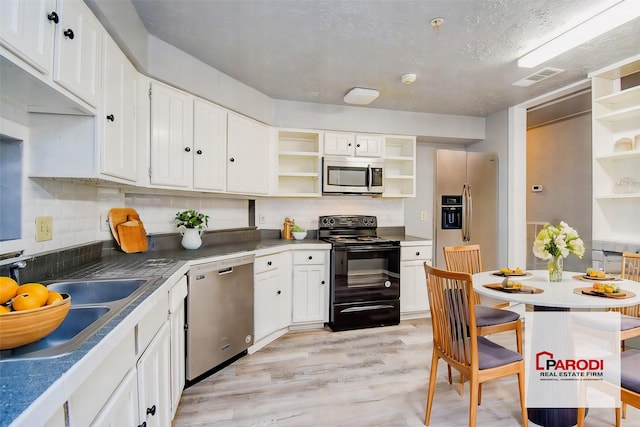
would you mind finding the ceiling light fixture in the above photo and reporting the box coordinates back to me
[400,73,417,85]
[430,18,444,30]
[518,0,640,68]
[343,87,379,105]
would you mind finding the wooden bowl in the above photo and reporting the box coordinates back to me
[0,294,71,350]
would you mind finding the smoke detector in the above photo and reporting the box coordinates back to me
[401,73,417,85]
[343,87,379,105]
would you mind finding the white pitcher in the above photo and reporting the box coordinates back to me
[181,228,203,250]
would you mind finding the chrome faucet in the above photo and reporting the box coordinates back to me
[9,261,26,285]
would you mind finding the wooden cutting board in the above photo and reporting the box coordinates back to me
[108,208,148,253]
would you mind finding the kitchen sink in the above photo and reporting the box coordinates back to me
[0,277,160,361]
[46,278,150,304]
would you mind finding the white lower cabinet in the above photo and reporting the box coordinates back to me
[68,329,137,425]
[291,250,328,326]
[400,244,432,317]
[90,368,139,427]
[169,277,187,417]
[253,252,291,344]
[43,405,66,427]
[68,279,179,427]
[137,322,171,427]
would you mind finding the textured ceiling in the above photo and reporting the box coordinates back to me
[130,0,640,117]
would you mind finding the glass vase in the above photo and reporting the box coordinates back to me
[548,256,563,282]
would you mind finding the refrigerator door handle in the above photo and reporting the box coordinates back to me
[461,184,468,242]
[465,184,473,242]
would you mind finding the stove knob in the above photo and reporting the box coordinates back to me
[329,218,335,225]
[384,281,391,288]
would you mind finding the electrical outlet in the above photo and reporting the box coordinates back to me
[35,216,53,242]
[100,213,110,232]
[259,214,266,224]
[420,211,428,221]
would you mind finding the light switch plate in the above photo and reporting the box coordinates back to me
[35,216,53,242]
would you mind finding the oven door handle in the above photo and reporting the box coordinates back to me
[340,304,396,313]
[333,245,399,252]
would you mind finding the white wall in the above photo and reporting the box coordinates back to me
[526,113,592,272]
[403,143,435,239]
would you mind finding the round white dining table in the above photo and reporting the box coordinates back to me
[472,269,640,310]
[472,269,640,427]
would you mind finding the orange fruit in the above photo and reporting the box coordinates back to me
[46,291,63,305]
[0,277,19,304]
[0,305,11,314]
[11,293,41,311]
[16,283,48,307]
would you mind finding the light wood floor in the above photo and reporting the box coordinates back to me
[172,318,639,427]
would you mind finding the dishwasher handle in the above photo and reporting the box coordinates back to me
[218,267,233,275]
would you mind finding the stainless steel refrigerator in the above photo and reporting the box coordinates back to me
[434,149,498,269]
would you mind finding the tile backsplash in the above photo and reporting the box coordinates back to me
[2,178,405,261]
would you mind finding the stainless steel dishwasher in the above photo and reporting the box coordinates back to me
[185,254,254,384]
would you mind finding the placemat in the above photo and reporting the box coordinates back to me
[573,287,635,299]
[483,283,543,294]
[491,271,533,278]
[572,274,619,282]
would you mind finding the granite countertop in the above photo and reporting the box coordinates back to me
[0,233,426,426]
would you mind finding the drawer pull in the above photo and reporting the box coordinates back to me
[308,255,313,260]
[147,405,156,416]
[47,12,59,24]
[267,261,272,266]
[416,251,420,256]
[63,28,74,39]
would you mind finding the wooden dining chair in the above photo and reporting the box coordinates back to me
[423,264,527,427]
[609,252,640,350]
[443,245,523,384]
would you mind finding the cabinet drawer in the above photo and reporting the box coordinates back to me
[292,250,326,265]
[254,253,283,274]
[401,245,433,261]
[68,329,136,426]
[137,296,169,355]
[169,276,188,313]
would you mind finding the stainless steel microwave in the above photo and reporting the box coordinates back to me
[322,156,384,195]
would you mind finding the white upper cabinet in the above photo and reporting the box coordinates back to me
[227,113,270,195]
[0,0,56,75]
[323,132,384,157]
[324,132,355,156]
[193,99,227,191]
[150,81,194,188]
[100,34,137,182]
[355,134,384,157]
[53,0,102,107]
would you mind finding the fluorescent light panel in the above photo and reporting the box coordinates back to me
[518,0,640,68]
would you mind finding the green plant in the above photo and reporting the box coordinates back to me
[292,223,305,232]
[175,210,209,229]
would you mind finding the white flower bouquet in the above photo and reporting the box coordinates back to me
[532,221,585,261]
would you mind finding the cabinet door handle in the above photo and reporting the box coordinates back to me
[267,261,272,266]
[356,143,361,148]
[47,12,59,24]
[321,280,325,284]
[416,251,420,256]
[196,149,203,155]
[147,405,156,416]
[229,157,235,162]
[184,147,191,152]
[277,290,281,295]
[106,114,115,122]
[63,28,74,39]
[138,422,147,427]
[308,256,313,260]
